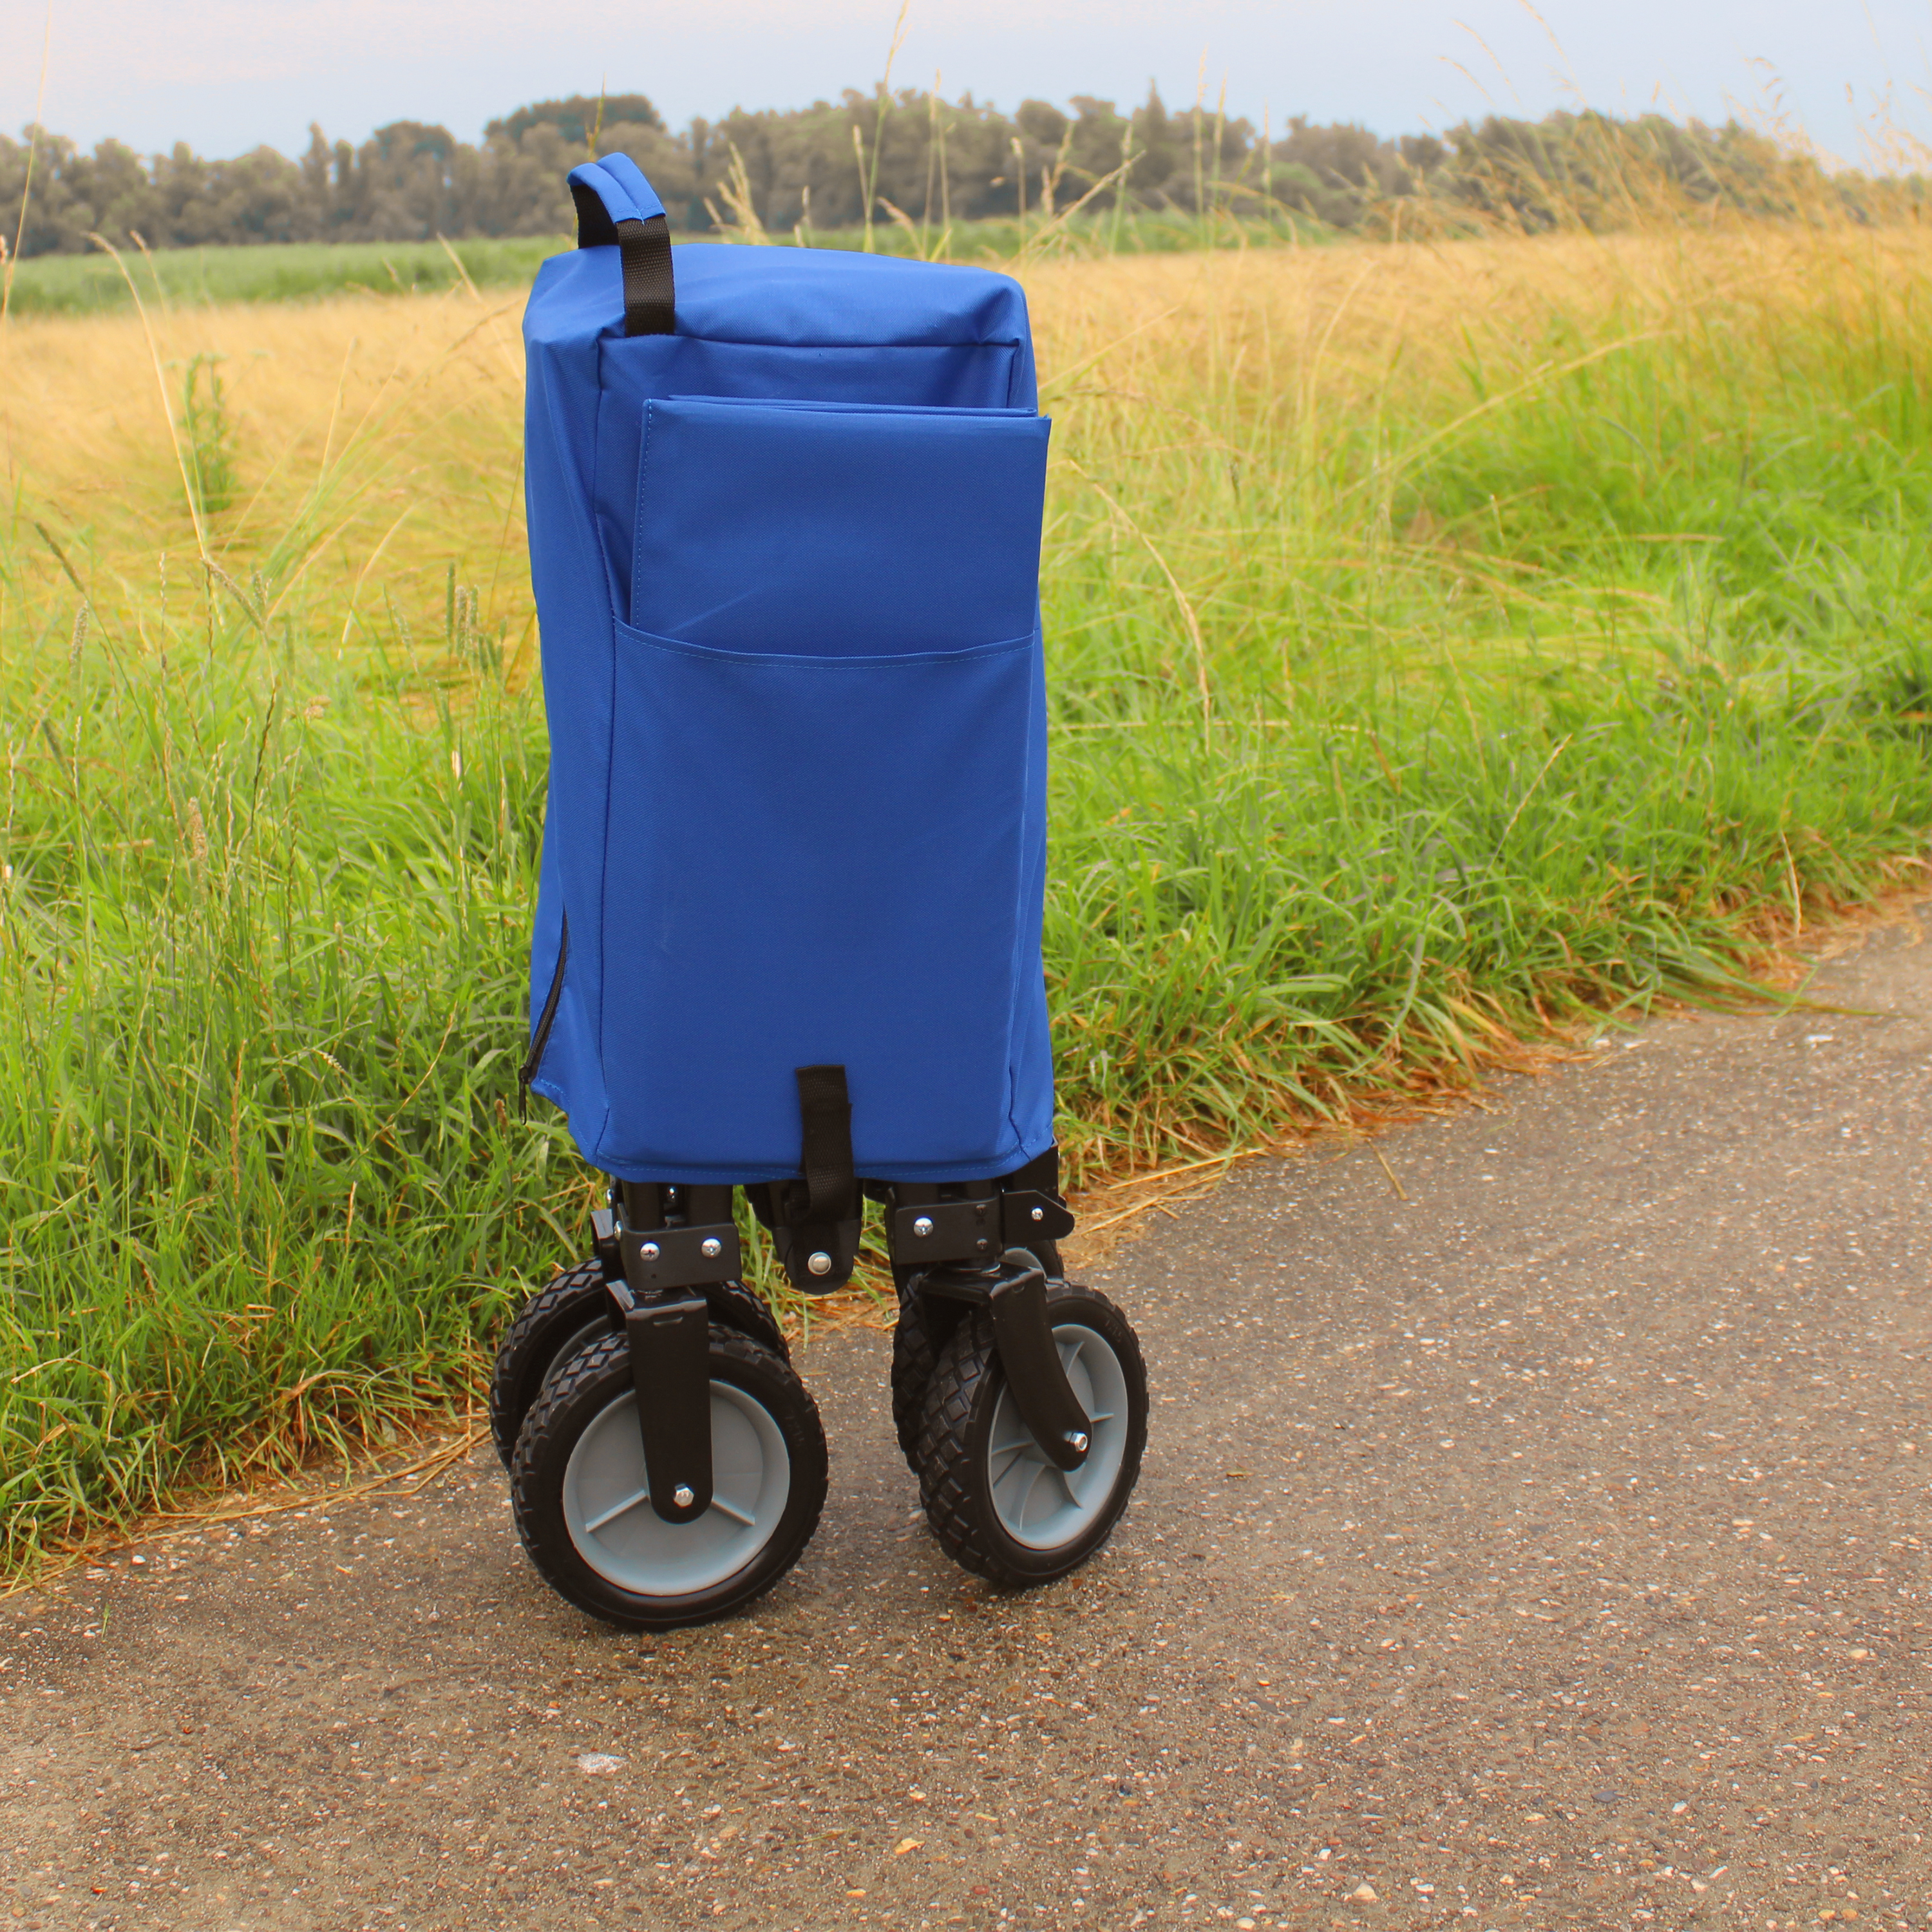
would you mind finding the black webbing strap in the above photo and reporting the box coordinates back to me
[795,1065,858,1224]
[569,176,674,337]
[613,216,675,337]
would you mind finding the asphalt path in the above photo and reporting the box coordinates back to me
[5,913,1931,1932]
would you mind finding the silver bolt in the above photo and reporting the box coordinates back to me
[700,1237,722,1259]
[672,1485,696,1510]
[1066,1431,1089,1454]
[808,1251,833,1276]
[640,1241,660,1262]
[912,1216,934,1239]
[1030,1206,1045,1222]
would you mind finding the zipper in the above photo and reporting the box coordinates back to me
[518,911,569,1117]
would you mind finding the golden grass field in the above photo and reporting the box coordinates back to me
[8,220,1922,679]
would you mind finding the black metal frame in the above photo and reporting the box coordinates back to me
[592,1149,1084,1520]
[914,1250,1092,1470]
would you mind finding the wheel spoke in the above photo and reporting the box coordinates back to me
[990,1448,1039,1517]
[710,1493,757,1528]
[989,1412,1034,1471]
[1010,1459,1052,1529]
[582,1486,652,1534]
[980,1320,1135,1553]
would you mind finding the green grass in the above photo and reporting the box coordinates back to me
[1,236,570,316]
[0,212,1311,317]
[3,227,1931,1571]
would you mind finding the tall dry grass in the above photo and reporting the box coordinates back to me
[10,218,1926,671]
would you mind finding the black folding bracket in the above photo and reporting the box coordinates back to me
[889,1189,1075,1265]
[918,1251,1090,1471]
[891,1196,998,1264]
[625,1293,712,1523]
[619,1222,741,1292]
[591,1204,623,1282]
[1001,1189,1076,1245]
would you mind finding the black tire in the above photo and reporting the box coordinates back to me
[889,1245,1061,1472]
[490,1260,617,1470]
[510,1325,827,1630]
[890,1280,961,1471]
[703,1278,791,1364]
[913,1281,1146,1587]
[491,1267,788,1470]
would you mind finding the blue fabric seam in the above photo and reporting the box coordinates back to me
[593,310,1027,355]
[591,1142,1038,1188]
[631,397,657,634]
[663,395,1037,418]
[587,346,620,1166]
[1003,617,1045,1155]
[612,621,1035,670]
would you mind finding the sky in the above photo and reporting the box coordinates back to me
[1,0,1927,169]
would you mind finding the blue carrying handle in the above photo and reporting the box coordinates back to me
[567,155,674,336]
[567,155,667,234]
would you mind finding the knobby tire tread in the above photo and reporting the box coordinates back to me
[890,1245,1057,1472]
[491,1265,790,1470]
[913,1307,1005,1580]
[489,1259,611,1468]
[891,1283,957,1470]
[913,1280,1146,1589]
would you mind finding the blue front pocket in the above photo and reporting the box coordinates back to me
[595,625,1039,1179]
[594,393,1053,1179]
[631,396,1050,655]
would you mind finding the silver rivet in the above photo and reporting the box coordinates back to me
[640,1241,659,1261]
[1066,1431,1089,1454]
[912,1216,934,1238]
[807,1251,832,1276]
[1030,1206,1045,1222]
[700,1237,722,1258]
[672,1485,695,1509]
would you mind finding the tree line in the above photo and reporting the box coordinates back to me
[0,84,1899,259]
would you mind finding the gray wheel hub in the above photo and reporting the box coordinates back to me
[562,1381,790,1595]
[985,1322,1130,1549]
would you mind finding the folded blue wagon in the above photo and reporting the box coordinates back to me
[492,155,1148,1628]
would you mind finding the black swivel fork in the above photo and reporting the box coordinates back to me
[595,1157,1091,1529]
[886,1160,1092,1473]
[596,1180,741,1527]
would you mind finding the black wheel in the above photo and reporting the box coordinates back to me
[891,1280,962,1471]
[510,1325,827,1630]
[890,1245,1061,1472]
[913,1281,1146,1587]
[491,1267,788,1470]
[490,1261,616,1469]
[703,1278,791,1364]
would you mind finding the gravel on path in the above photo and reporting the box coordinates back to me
[5,916,1931,1932]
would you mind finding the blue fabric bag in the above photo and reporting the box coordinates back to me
[522,155,1056,1189]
